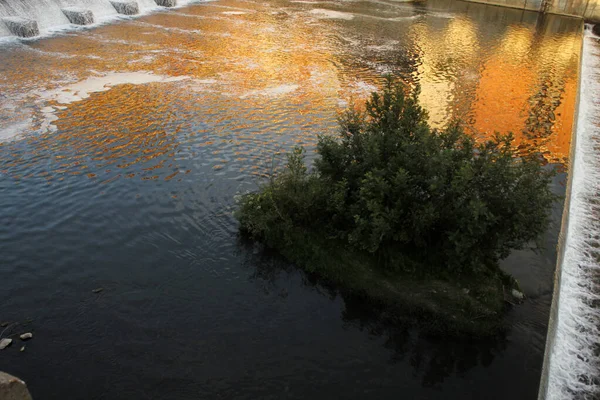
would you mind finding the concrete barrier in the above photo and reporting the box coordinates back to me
[1,17,39,38]
[61,8,94,25]
[155,0,176,7]
[537,21,585,400]
[0,372,33,400]
[110,1,140,15]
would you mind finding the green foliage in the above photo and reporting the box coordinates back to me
[236,79,555,277]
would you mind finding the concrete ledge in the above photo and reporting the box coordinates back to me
[61,8,95,25]
[0,372,33,400]
[1,17,39,38]
[155,0,176,7]
[110,1,140,15]
[537,20,585,400]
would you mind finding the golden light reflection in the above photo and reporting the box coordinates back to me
[0,0,583,185]
[410,10,580,164]
[472,20,580,163]
[410,17,481,127]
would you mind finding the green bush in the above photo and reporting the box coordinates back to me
[236,80,555,277]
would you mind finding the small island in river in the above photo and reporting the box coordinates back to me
[236,81,556,337]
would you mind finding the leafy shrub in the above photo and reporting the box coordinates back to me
[237,80,555,277]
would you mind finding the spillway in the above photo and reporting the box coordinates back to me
[539,25,600,400]
[0,0,183,38]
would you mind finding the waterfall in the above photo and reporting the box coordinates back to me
[0,0,115,34]
[0,0,190,38]
[539,26,600,400]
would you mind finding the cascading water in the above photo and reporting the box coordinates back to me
[0,0,184,38]
[540,26,600,400]
[0,0,114,34]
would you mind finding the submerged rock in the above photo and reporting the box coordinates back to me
[1,17,39,38]
[0,338,12,350]
[110,1,140,15]
[61,8,95,25]
[511,289,525,300]
[593,24,600,37]
[155,0,176,7]
[92,287,104,294]
[0,371,33,400]
[19,333,32,341]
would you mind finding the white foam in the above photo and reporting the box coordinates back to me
[544,28,600,400]
[134,20,204,35]
[0,71,190,141]
[349,81,377,95]
[309,8,354,20]
[38,71,189,104]
[0,118,32,142]
[239,84,299,99]
[291,1,337,4]
[366,40,399,52]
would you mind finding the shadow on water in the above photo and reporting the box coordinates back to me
[237,237,509,389]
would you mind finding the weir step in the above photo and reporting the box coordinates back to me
[61,8,94,25]
[155,0,176,7]
[1,17,39,38]
[110,1,140,15]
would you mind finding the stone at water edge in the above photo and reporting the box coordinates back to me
[511,289,524,300]
[0,371,33,400]
[19,333,32,341]
[0,338,12,350]
[593,24,600,37]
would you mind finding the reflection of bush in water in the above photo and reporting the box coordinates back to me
[238,237,507,388]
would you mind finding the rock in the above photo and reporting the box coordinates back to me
[593,24,600,37]
[92,288,104,294]
[0,371,33,400]
[110,1,140,15]
[511,289,524,300]
[155,0,176,7]
[0,338,12,350]
[19,333,32,341]
[19,346,25,352]
[0,322,8,328]
[61,8,95,25]
[1,17,39,38]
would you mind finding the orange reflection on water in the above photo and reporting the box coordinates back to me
[471,22,580,163]
[0,0,583,186]
[410,10,580,164]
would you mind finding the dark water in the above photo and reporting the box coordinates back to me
[0,0,582,398]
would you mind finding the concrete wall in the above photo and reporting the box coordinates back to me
[459,0,600,20]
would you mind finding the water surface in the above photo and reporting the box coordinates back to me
[0,0,582,399]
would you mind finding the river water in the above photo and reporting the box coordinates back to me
[0,0,582,399]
